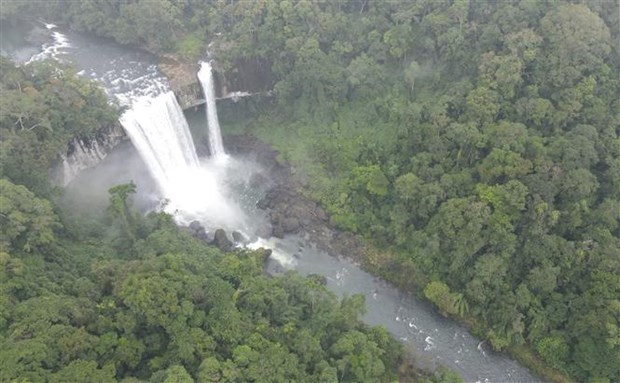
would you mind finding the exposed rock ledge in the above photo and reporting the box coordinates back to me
[51,123,127,186]
[224,134,368,262]
[158,55,204,110]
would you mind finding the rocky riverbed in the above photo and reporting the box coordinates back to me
[185,133,369,265]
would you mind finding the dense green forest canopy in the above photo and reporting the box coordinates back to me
[0,189,405,382]
[0,57,118,196]
[2,0,619,382]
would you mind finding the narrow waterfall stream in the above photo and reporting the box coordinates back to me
[197,61,226,159]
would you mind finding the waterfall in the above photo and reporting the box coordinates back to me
[197,61,226,158]
[119,91,199,196]
[119,91,244,229]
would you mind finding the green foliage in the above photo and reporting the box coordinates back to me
[424,281,468,318]
[0,179,61,253]
[171,1,618,381]
[536,336,569,373]
[0,180,404,382]
[4,0,619,381]
[0,58,117,196]
[176,34,205,61]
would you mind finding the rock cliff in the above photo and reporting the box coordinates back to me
[51,123,127,186]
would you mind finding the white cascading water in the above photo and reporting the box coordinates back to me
[120,91,199,189]
[197,61,226,159]
[120,91,244,229]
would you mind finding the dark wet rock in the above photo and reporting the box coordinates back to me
[213,229,233,251]
[281,217,300,233]
[222,134,365,263]
[195,228,209,242]
[189,220,203,232]
[232,231,247,244]
[255,224,273,239]
[249,172,269,188]
[270,211,283,225]
[185,221,211,242]
[299,216,312,227]
[256,198,270,210]
[314,206,327,221]
[272,225,285,239]
[269,263,285,275]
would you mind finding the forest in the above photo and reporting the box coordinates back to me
[1,1,619,382]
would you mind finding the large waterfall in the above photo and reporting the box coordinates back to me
[120,91,199,191]
[197,61,226,158]
[120,91,243,229]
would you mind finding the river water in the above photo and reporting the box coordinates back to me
[1,22,542,382]
[258,236,540,382]
[1,20,168,105]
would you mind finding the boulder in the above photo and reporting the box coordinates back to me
[314,206,328,221]
[257,196,270,210]
[272,225,285,238]
[195,228,209,242]
[255,224,273,239]
[270,211,283,225]
[232,231,247,245]
[275,202,288,213]
[213,229,233,252]
[189,220,203,232]
[281,217,300,233]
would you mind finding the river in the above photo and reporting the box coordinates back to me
[1,21,542,383]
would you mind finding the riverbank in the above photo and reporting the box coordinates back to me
[364,251,577,383]
[219,124,576,383]
[218,132,574,382]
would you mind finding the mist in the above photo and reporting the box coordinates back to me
[62,105,270,238]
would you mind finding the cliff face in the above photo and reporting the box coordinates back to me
[52,123,127,186]
[158,55,205,109]
[159,55,275,109]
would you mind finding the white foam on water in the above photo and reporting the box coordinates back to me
[26,26,72,64]
[248,237,298,267]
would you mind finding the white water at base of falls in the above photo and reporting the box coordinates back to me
[120,91,245,230]
[197,61,227,159]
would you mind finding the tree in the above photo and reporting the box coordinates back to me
[0,179,60,253]
[424,281,467,317]
[465,86,499,126]
[50,360,115,383]
[330,330,385,382]
[537,4,611,89]
[404,60,422,96]
[107,182,137,239]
